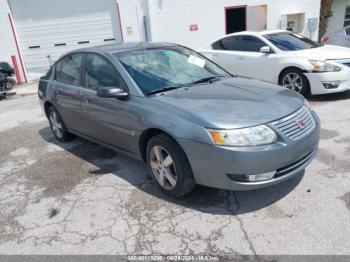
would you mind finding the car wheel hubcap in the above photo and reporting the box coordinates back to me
[282,73,303,93]
[150,146,177,190]
[49,111,63,138]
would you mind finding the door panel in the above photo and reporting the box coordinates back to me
[209,49,276,82]
[203,35,243,75]
[208,51,244,76]
[54,53,83,131]
[247,5,267,31]
[80,53,137,153]
[54,81,82,131]
[233,35,273,81]
[80,88,135,153]
[236,52,276,82]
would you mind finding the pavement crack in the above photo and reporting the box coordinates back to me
[231,192,259,258]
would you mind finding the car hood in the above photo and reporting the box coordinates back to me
[291,45,350,60]
[153,77,304,129]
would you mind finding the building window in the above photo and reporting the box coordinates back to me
[345,6,350,27]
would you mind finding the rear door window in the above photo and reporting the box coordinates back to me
[212,40,225,50]
[56,54,83,85]
[220,36,241,51]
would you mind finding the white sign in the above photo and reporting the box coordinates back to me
[188,55,205,68]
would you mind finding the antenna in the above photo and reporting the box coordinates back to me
[47,55,53,66]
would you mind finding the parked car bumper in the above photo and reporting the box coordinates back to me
[305,69,350,95]
[178,112,320,191]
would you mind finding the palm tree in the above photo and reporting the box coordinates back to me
[319,0,334,41]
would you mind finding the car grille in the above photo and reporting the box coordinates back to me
[271,106,316,141]
[274,148,317,178]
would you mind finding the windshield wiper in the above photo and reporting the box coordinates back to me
[190,76,228,85]
[147,76,229,96]
[147,86,181,96]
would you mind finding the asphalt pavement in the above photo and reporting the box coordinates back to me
[0,90,349,256]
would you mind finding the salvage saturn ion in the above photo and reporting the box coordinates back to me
[38,42,320,197]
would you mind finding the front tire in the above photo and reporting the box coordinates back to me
[280,68,310,97]
[146,134,196,198]
[48,106,73,142]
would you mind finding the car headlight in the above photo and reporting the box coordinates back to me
[308,60,341,72]
[207,125,277,147]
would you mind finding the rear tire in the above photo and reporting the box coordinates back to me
[146,134,196,198]
[6,79,16,90]
[48,106,73,142]
[280,68,310,97]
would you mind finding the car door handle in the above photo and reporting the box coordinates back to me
[237,56,245,60]
[212,53,219,58]
[56,89,64,95]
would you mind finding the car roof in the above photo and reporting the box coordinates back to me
[75,42,178,54]
[200,29,290,48]
[256,29,290,36]
[224,29,289,38]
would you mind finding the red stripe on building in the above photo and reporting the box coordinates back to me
[8,13,27,83]
[117,2,124,42]
[11,55,22,84]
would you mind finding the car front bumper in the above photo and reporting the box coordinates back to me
[305,69,350,95]
[177,112,320,191]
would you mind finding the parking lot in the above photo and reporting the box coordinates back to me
[0,87,350,256]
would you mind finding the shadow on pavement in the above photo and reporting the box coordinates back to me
[39,126,304,215]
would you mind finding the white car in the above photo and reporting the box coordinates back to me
[326,26,350,48]
[199,30,350,96]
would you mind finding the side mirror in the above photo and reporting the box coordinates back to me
[260,46,272,54]
[97,87,129,100]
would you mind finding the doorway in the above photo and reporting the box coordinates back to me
[225,6,247,34]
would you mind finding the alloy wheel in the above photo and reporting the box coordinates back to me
[49,110,63,139]
[150,145,177,190]
[282,73,303,93]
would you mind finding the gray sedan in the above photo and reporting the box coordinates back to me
[38,42,320,197]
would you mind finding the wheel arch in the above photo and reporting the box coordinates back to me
[278,66,308,85]
[44,101,53,118]
[139,128,179,162]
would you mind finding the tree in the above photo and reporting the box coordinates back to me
[319,0,334,41]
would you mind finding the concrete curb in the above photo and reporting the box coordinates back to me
[12,81,38,96]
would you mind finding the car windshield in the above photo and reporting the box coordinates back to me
[264,32,322,51]
[115,46,230,95]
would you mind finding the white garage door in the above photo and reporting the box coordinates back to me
[8,0,122,77]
